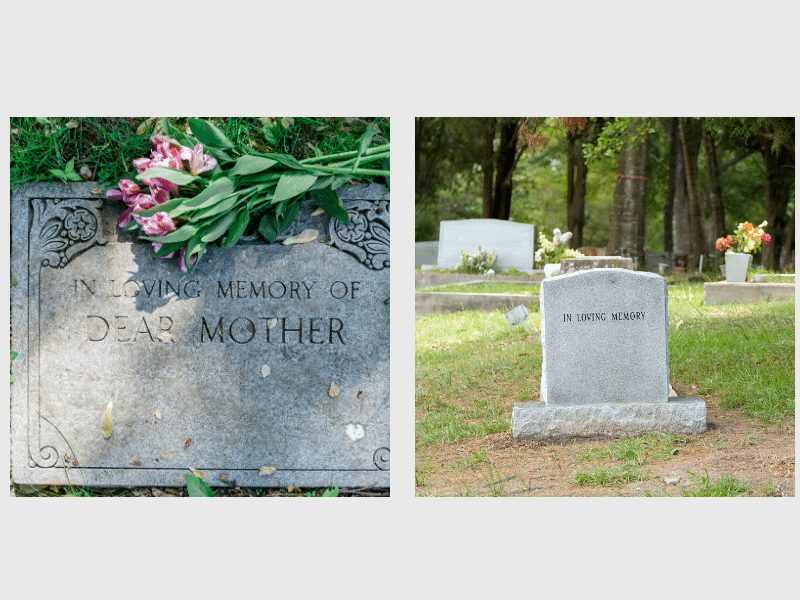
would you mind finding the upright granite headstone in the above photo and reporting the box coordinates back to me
[11,182,390,488]
[437,219,537,270]
[512,269,706,440]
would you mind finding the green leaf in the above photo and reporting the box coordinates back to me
[274,172,317,204]
[250,152,306,171]
[11,350,18,360]
[223,209,250,248]
[200,211,238,243]
[181,177,234,210]
[185,230,205,259]
[310,187,350,225]
[154,241,184,257]
[141,223,198,243]
[137,166,196,186]
[193,194,240,220]
[354,119,377,170]
[278,198,301,231]
[230,155,279,177]
[185,473,214,497]
[188,118,234,150]
[258,213,280,243]
[65,158,75,172]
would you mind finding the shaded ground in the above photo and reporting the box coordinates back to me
[416,385,794,497]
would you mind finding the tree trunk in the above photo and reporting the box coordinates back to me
[607,118,649,268]
[702,117,726,247]
[761,143,793,270]
[678,117,707,270]
[491,119,519,220]
[663,118,678,253]
[566,123,590,248]
[481,118,497,218]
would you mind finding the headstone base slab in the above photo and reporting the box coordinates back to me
[511,397,707,441]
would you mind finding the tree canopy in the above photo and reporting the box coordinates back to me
[415,116,794,271]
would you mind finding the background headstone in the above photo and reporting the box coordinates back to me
[437,219,537,270]
[559,256,634,274]
[415,240,439,266]
[11,182,390,488]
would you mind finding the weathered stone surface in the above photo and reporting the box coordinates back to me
[540,269,669,405]
[511,397,707,440]
[11,182,389,488]
[437,219,537,270]
[703,282,795,305]
[559,256,634,274]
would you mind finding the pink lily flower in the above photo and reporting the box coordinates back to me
[184,143,217,175]
[134,211,176,236]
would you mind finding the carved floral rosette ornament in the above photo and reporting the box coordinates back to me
[329,199,390,270]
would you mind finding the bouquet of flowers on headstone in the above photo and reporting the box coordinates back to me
[715,221,770,254]
[106,118,389,272]
[456,247,497,274]
[535,228,583,266]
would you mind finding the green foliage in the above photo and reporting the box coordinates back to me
[185,473,214,497]
[582,118,655,164]
[305,486,339,497]
[49,158,83,182]
[680,470,749,497]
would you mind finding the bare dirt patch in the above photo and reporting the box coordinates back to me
[416,390,794,497]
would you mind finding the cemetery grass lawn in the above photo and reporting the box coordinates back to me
[415,282,794,497]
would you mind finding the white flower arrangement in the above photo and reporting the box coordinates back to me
[535,228,583,266]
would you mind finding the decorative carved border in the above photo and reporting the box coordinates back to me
[329,200,390,270]
[26,198,107,469]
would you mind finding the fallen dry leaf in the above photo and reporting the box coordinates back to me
[188,467,207,479]
[100,401,113,439]
[91,187,104,195]
[152,409,162,420]
[130,460,142,467]
[311,207,325,216]
[287,485,299,493]
[158,330,173,343]
[219,473,229,481]
[79,166,92,180]
[65,119,79,129]
[283,229,318,245]
[160,450,177,459]
[185,438,192,448]
[281,117,294,128]
[151,488,176,497]
[328,382,340,398]
[258,466,277,476]
[267,318,277,329]
[261,364,271,378]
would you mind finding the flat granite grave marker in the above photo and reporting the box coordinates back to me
[11,182,390,488]
[512,269,706,440]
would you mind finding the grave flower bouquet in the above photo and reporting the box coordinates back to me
[715,221,770,254]
[456,247,497,274]
[535,228,583,266]
[106,118,389,273]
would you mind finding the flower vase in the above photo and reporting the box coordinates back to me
[724,252,752,283]
[544,263,561,278]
